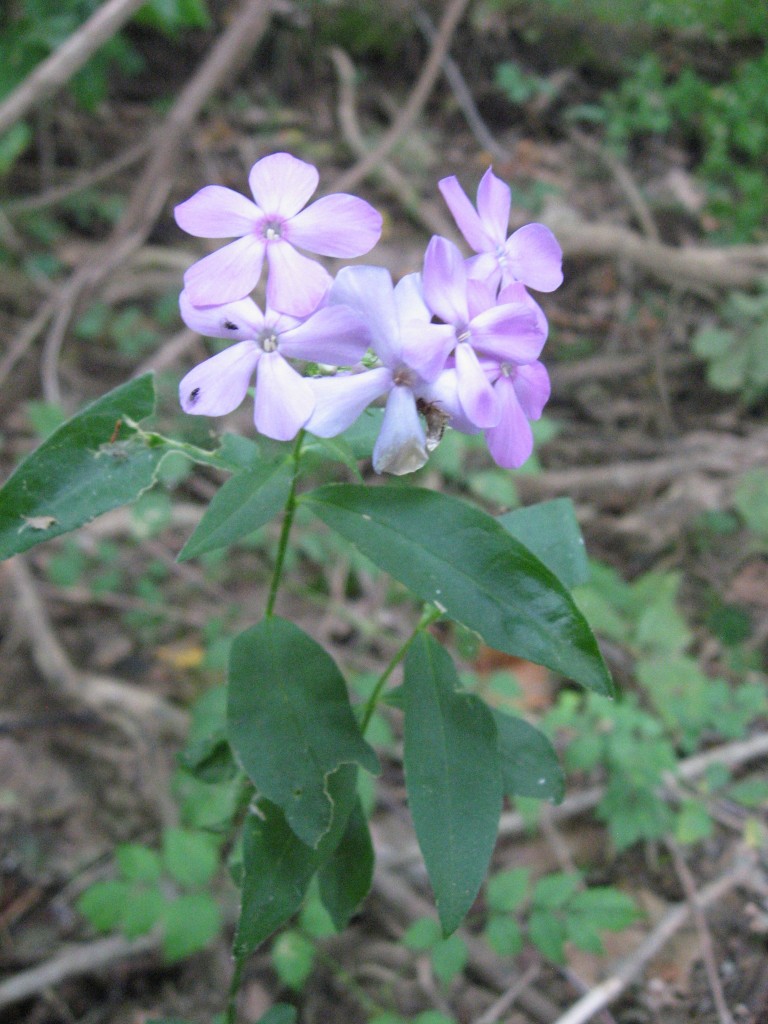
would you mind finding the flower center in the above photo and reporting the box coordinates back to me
[259,330,279,353]
[260,217,284,242]
[393,366,415,388]
[495,243,508,268]
[500,362,516,379]
[457,327,471,345]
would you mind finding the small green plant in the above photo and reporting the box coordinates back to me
[693,289,768,405]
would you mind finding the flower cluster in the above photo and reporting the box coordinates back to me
[175,153,562,473]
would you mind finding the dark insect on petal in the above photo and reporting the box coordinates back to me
[224,320,238,330]
[189,387,201,404]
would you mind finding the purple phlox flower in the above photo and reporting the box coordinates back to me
[177,289,370,442]
[438,167,563,294]
[422,235,548,430]
[305,265,455,475]
[175,152,383,316]
[483,358,551,469]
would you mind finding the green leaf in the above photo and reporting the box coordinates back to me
[228,617,378,848]
[0,376,162,559]
[485,914,523,956]
[162,828,220,888]
[255,1008,298,1024]
[271,930,316,990]
[234,767,358,956]
[533,872,581,909]
[493,711,565,803]
[403,634,503,935]
[77,879,130,932]
[303,486,612,696]
[121,884,165,938]
[734,469,768,535]
[486,867,530,913]
[528,908,567,963]
[431,934,468,985]
[568,887,641,931]
[403,917,442,951]
[162,892,222,961]
[177,457,293,560]
[675,800,714,845]
[318,799,374,930]
[498,498,589,589]
[116,843,162,883]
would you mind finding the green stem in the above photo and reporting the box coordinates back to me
[225,954,246,1024]
[359,605,442,735]
[265,430,305,618]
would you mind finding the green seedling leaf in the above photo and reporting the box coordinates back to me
[77,879,130,932]
[529,908,567,963]
[162,892,222,961]
[498,498,589,589]
[235,767,358,955]
[228,617,378,848]
[533,872,581,909]
[485,914,523,956]
[272,930,316,990]
[318,799,374,930]
[493,711,565,803]
[675,800,714,845]
[255,1008,298,1024]
[303,486,613,696]
[162,828,220,888]
[121,884,165,938]
[177,457,293,560]
[734,469,768,535]
[403,917,442,951]
[404,634,503,935]
[116,843,162,883]
[431,933,468,985]
[486,867,530,913]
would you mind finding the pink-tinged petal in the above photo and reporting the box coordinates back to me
[179,291,265,340]
[183,234,265,306]
[476,167,511,247]
[399,321,456,382]
[179,341,260,416]
[438,175,495,252]
[418,368,480,435]
[373,386,428,476]
[422,235,469,327]
[329,265,400,365]
[504,223,563,292]
[288,194,382,257]
[393,272,431,324]
[265,242,332,317]
[305,367,392,437]
[469,303,546,363]
[466,251,502,292]
[277,305,371,364]
[485,377,534,468]
[455,343,500,428]
[466,277,498,319]
[513,361,550,420]
[174,185,259,238]
[253,352,314,441]
[498,282,548,335]
[248,153,318,218]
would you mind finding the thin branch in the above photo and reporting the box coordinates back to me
[330,0,472,193]
[0,0,147,136]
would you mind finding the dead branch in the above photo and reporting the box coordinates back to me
[550,851,755,1024]
[330,0,472,194]
[0,0,147,136]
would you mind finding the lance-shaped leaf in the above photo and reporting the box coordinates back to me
[303,485,613,696]
[178,456,293,560]
[318,798,374,931]
[235,766,358,955]
[493,710,565,803]
[498,497,589,590]
[0,375,162,559]
[404,633,502,935]
[228,617,379,848]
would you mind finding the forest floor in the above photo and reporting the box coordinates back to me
[1,2,767,1023]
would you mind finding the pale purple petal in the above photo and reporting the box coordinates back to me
[179,291,265,340]
[393,272,431,324]
[174,185,259,238]
[438,175,495,252]
[469,303,546,363]
[422,235,469,327]
[466,277,499,320]
[466,251,502,292]
[485,378,534,469]
[455,343,500,428]
[253,351,314,441]
[288,194,382,257]
[399,322,456,382]
[183,234,265,307]
[418,368,480,435]
[265,242,332,317]
[305,367,392,437]
[373,386,428,476]
[179,341,260,416]
[476,168,511,247]
[503,223,563,292]
[277,305,370,364]
[512,360,550,419]
[329,266,400,366]
[498,282,549,335]
[248,153,318,218]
